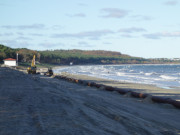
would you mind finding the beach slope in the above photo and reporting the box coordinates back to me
[0,67,180,135]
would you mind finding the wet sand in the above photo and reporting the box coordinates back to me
[0,67,180,135]
[56,72,180,101]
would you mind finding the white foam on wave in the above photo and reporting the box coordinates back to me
[145,73,153,76]
[145,72,159,76]
[160,75,178,80]
[54,65,180,89]
[116,72,125,76]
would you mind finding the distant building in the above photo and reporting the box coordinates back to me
[4,58,17,67]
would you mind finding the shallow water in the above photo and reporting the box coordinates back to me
[54,64,180,89]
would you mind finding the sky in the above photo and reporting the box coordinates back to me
[0,0,180,58]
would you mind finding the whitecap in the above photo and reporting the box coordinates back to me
[160,75,178,80]
[116,72,125,76]
[145,72,153,76]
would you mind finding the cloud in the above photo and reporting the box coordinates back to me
[29,33,44,36]
[0,32,14,36]
[16,36,32,40]
[103,42,112,45]
[78,3,88,7]
[78,41,89,45]
[131,15,153,21]
[16,32,24,36]
[39,42,65,48]
[143,31,180,39]
[117,27,146,38]
[164,0,178,6]
[66,13,86,17]
[51,25,63,30]
[100,8,129,18]
[1,24,62,31]
[75,41,94,48]
[51,29,114,40]
[0,40,30,48]
[74,13,86,17]
[118,27,147,33]
[72,41,94,48]
[143,33,160,39]
[121,34,134,38]
[1,24,45,30]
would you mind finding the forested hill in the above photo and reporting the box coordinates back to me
[0,44,179,65]
[39,49,146,64]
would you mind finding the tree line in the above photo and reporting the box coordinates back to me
[0,44,179,65]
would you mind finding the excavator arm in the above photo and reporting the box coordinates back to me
[31,55,36,67]
[27,55,36,74]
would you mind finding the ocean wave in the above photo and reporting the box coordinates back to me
[160,75,178,80]
[145,72,159,76]
[54,65,180,89]
[116,72,125,76]
[145,72,153,76]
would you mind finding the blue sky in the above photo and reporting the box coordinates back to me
[0,0,180,58]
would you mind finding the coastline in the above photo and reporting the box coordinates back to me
[15,64,180,101]
[54,71,180,101]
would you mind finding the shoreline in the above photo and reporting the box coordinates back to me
[53,64,180,90]
[54,72,180,101]
[11,65,180,101]
[13,65,180,102]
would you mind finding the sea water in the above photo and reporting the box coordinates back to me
[54,64,180,89]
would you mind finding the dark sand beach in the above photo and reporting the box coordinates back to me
[56,72,180,101]
[0,67,180,135]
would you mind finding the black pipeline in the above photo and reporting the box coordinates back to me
[54,75,180,109]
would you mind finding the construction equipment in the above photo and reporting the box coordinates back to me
[27,55,37,74]
[45,67,53,76]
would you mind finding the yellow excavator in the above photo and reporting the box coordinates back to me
[27,55,36,74]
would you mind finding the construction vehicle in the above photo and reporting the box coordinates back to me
[45,67,53,76]
[27,55,37,74]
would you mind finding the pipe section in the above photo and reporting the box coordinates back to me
[54,75,180,109]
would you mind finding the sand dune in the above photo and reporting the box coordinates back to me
[0,67,180,135]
